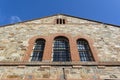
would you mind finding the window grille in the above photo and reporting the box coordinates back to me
[31,39,45,61]
[53,37,71,61]
[77,39,94,61]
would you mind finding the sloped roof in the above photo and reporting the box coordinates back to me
[0,14,120,27]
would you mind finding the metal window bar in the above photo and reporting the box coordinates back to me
[53,37,71,62]
[31,39,45,61]
[77,39,94,61]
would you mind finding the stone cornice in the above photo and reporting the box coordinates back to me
[0,62,120,66]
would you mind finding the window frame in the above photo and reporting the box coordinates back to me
[52,36,71,62]
[77,39,95,62]
[30,39,45,61]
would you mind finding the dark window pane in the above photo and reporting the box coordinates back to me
[63,19,65,24]
[56,19,59,24]
[31,39,45,61]
[53,37,71,62]
[56,18,66,24]
[60,19,62,24]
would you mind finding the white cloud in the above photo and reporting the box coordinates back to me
[10,16,21,24]
[0,9,22,26]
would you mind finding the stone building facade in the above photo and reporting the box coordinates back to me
[0,14,120,80]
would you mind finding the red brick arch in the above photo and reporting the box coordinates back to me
[23,36,47,61]
[47,33,80,62]
[23,33,99,62]
[74,35,99,62]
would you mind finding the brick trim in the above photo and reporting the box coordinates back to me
[23,33,99,63]
[48,33,74,62]
[23,36,47,61]
[42,36,53,62]
[74,35,99,62]
[51,33,79,61]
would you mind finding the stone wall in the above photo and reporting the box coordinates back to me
[0,66,120,80]
[0,14,120,62]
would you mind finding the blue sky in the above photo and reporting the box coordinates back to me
[0,0,120,26]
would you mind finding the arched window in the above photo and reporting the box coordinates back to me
[53,36,71,61]
[77,39,94,61]
[31,39,45,61]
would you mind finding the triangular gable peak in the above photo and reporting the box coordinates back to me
[24,14,101,25]
[0,14,120,27]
